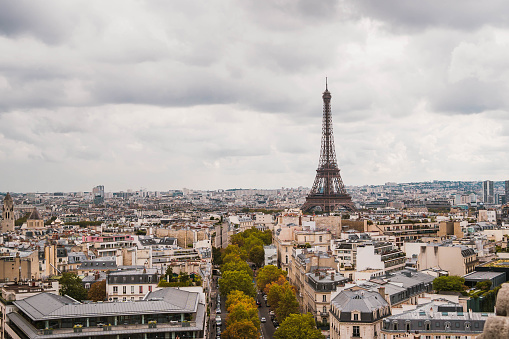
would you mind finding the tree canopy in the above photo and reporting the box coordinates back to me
[433,276,466,292]
[219,270,256,298]
[222,259,253,277]
[266,276,299,322]
[256,265,287,292]
[274,313,325,339]
[226,290,257,311]
[60,272,88,301]
[222,319,259,339]
[87,280,106,302]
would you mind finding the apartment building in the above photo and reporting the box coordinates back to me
[330,289,391,339]
[356,242,406,274]
[418,244,479,276]
[381,301,491,339]
[106,268,159,301]
[303,270,348,326]
[366,222,439,248]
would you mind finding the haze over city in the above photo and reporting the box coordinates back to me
[1,0,509,192]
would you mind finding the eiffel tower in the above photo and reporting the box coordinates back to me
[302,80,355,213]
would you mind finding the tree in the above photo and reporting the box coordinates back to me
[219,270,256,298]
[475,280,492,291]
[60,272,88,301]
[226,290,257,310]
[274,313,324,339]
[164,266,175,282]
[222,259,253,277]
[256,265,287,292]
[178,272,190,283]
[433,276,466,292]
[248,245,265,267]
[222,319,259,339]
[275,288,300,322]
[212,246,223,266]
[222,245,248,262]
[88,280,106,302]
[227,300,260,329]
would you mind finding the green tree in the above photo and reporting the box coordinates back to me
[178,272,190,283]
[222,260,253,277]
[219,270,256,298]
[475,280,492,291]
[60,272,88,301]
[227,300,260,329]
[274,313,324,339]
[267,277,295,310]
[433,276,466,292]
[212,246,223,266]
[248,245,265,267]
[256,265,287,292]
[275,288,300,323]
[164,266,174,282]
[222,245,248,262]
[222,319,259,339]
[87,280,106,302]
[226,290,257,310]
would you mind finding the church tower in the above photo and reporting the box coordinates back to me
[1,193,15,232]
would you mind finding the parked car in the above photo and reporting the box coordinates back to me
[260,317,266,323]
[216,308,221,314]
[215,316,222,326]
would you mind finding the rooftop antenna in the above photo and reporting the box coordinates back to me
[325,77,328,91]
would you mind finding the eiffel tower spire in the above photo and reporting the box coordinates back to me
[302,81,354,213]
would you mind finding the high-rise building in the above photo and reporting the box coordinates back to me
[505,180,509,205]
[1,193,15,232]
[482,180,494,204]
[93,185,105,205]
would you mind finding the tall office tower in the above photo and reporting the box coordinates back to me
[505,180,509,205]
[302,80,354,212]
[1,193,15,232]
[93,185,105,205]
[482,180,494,204]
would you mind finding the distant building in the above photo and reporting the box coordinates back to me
[418,244,478,276]
[505,180,509,205]
[437,221,464,238]
[1,193,15,232]
[26,208,44,229]
[93,185,105,205]
[483,180,494,204]
[106,268,159,301]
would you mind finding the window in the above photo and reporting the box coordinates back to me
[113,286,118,293]
[139,286,143,294]
[323,306,327,314]
[123,286,126,294]
[426,322,431,330]
[319,236,323,242]
[353,314,359,321]
[406,323,410,331]
[148,276,152,283]
[323,295,327,302]
[353,326,360,337]
[149,286,152,292]
[131,286,134,294]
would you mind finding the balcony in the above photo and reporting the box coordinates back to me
[8,313,199,339]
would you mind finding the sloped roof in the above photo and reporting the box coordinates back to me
[28,208,42,220]
[15,288,199,321]
[331,289,389,313]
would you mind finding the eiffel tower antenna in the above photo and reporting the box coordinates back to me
[301,81,355,213]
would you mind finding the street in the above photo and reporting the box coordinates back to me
[257,292,276,339]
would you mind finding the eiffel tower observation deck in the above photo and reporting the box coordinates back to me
[301,80,355,213]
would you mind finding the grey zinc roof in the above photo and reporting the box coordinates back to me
[332,289,389,313]
[15,289,199,321]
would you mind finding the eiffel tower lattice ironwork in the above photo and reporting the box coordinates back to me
[302,80,355,213]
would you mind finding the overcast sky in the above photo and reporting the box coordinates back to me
[1,0,509,192]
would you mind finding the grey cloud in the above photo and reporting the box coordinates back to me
[352,0,509,31]
[431,78,507,114]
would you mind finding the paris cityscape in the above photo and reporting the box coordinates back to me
[2,2,509,339]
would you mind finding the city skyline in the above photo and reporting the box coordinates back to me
[2,1,509,192]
